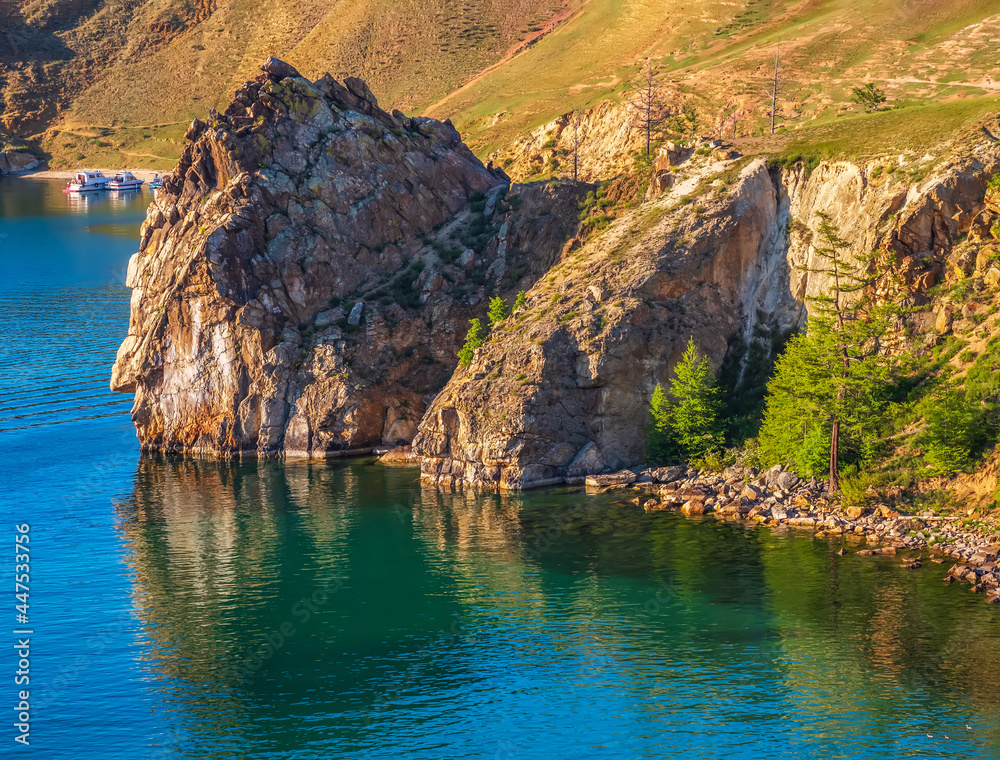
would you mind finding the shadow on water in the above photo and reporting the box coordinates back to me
[112,457,1000,758]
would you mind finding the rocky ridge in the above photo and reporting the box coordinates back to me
[412,143,1000,489]
[111,58,578,457]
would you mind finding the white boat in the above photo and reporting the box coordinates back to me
[63,170,109,193]
[107,171,144,191]
[148,175,163,189]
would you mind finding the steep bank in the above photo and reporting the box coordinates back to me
[413,144,1000,489]
[111,58,578,457]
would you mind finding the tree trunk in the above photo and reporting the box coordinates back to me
[828,418,840,494]
[770,54,778,135]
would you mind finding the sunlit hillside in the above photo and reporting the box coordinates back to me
[3,0,1000,168]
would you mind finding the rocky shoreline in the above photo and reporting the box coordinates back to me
[381,444,1000,604]
[591,462,1000,604]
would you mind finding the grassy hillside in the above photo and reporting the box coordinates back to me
[1,0,564,166]
[434,0,1000,155]
[4,0,1000,168]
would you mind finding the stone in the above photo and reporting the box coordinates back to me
[378,445,418,464]
[315,308,344,327]
[262,56,301,81]
[644,465,684,483]
[741,484,760,501]
[185,118,207,141]
[935,306,953,334]
[110,64,512,459]
[845,506,866,520]
[0,149,40,175]
[347,302,364,326]
[776,471,799,491]
[585,470,637,488]
[567,442,605,480]
[681,500,706,516]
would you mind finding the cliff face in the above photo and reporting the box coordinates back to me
[111,58,577,458]
[413,146,1000,489]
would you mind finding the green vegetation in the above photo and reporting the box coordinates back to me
[647,337,722,464]
[487,296,510,326]
[513,290,527,312]
[758,213,898,491]
[850,83,888,113]
[644,212,1000,506]
[457,318,487,367]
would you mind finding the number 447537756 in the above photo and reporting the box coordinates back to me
[15,525,29,619]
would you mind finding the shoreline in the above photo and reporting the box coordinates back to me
[11,168,165,181]
[590,463,1000,604]
[376,446,1000,597]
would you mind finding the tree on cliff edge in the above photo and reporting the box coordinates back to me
[628,60,673,157]
[758,213,897,492]
[458,318,486,367]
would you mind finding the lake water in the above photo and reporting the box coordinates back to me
[2,177,999,759]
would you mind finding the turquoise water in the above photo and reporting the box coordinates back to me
[2,178,1000,759]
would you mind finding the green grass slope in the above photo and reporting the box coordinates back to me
[434,0,1000,156]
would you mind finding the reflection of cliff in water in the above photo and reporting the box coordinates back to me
[114,457,471,751]
[114,458,1000,755]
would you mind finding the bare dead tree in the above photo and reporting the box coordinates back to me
[628,59,673,157]
[718,97,752,140]
[767,44,782,135]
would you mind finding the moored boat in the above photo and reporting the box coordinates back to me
[148,174,163,189]
[63,170,109,193]
[107,171,144,191]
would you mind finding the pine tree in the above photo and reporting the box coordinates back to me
[647,337,721,463]
[647,383,678,464]
[513,290,527,312]
[487,296,509,327]
[457,318,486,367]
[669,337,722,458]
[851,83,887,113]
[758,212,898,491]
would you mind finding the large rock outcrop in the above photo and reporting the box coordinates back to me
[0,148,38,175]
[413,146,1000,489]
[111,58,576,457]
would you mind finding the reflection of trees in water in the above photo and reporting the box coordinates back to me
[113,458,1000,754]
[759,531,1000,745]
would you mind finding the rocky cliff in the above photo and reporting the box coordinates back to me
[413,145,1000,489]
[111,58,578,457]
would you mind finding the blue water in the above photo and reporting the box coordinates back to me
[2,178,1000,759]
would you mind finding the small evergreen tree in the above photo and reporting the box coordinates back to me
[513,290,527,312]
[647,383,679,463]
[851,83,887,113]
[457,318,486,367]
[922,389,990,476]
[647,337,721,463]
[669,104,699,145]
[487,296,509,327]
[669,337,722,458]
